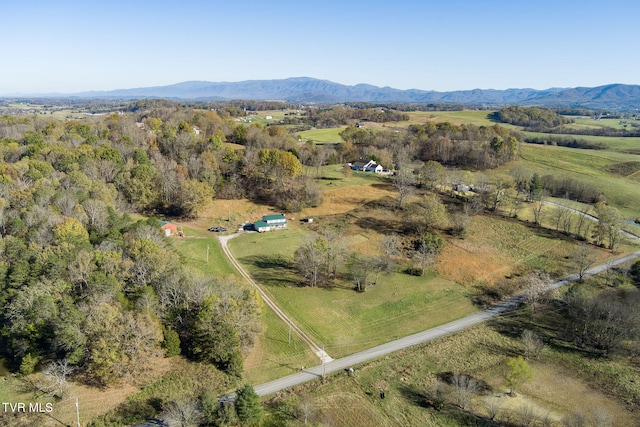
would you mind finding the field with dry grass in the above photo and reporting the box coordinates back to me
[263,316,640,427]
[0,356,174,427]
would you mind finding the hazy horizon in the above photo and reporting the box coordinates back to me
[2,0,639,94]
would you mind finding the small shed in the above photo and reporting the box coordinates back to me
[159,221,178,237]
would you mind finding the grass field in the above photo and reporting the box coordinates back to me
[523,130,640,154]
[505,144,640,219]
[243,302,319,384]
[224,176,609,358]
[564,116,639,131]
[263,314,640,427]
[229,226,477,357]
[406,110,499,127]
[171,227,238,277]
[297,127,346,143]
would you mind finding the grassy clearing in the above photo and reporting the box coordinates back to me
[170,227,237,277]
[437,214,582,285]
[297,127,346,143]
[405,110,499,127]
[488,144,640,219]
[228,223,476,358]
[243,305,319,384]
[523,131,640,154]
[303,165,390,190]
[0,358,172,427]
[264,313,640,427]
[566,116,630,131]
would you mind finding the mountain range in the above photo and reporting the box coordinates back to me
[13,77,640,110]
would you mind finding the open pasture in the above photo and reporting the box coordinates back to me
[230,225,476,357]
[507,144,640,218]
[406,110,498,127]
[265,306,640,427]
[523,130,640,154]
[565,116,633,131]
[297,127,346,143]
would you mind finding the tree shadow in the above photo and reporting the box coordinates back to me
[398,384,431,408]
[355,216,413,235]
[239,255,300,287]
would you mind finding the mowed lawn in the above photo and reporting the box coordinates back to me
[297,127,346,143]
[230,228,475,358]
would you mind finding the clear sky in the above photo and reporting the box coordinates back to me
[2,0,639,94]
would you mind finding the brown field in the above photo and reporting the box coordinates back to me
[265,321,639,427]
[301,183,397,218]
[1,356,174,427]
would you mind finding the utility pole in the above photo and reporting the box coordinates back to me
[75,396,80,427]
[288,318,292,345]
[206,245,210,263]
[321,346,326,380]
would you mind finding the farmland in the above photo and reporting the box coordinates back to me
[1,101,638,427]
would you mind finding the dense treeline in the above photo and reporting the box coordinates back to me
[495,106,572,129]
[0,105,331,385]
[524,135,606,150]
[534,125,640,138]
[404,122,521,169]
[303,106,409,128]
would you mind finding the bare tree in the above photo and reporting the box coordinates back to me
[553,205,571,232]
[521,330,546,359]
[394,167,415,209]
[347,253,376,292]
[574,208,592,241]
[531,199,545,226]
[451,373,480,410]
[38,359,75,397]
[524,270,550,316]
[163,399,203,427]
[484,396,503,421]
[574,243,598,281]
[297,395,316,425]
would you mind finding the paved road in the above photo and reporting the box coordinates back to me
[218,233,332,363]
[249,208,640,397]
[543,200,640,243]
[251,246,640,397]
[219,210,640,398]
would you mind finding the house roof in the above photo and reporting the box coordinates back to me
[254,220,269,229]
[353,159,378,167]
[263,214,286,221]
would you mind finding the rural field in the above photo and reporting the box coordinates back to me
[261,313,640,427]
[176,108,640,426]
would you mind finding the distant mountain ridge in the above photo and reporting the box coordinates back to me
[24,77,640,110]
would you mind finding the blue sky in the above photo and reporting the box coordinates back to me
[2,0,639,94]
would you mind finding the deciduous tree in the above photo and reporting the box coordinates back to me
[503,356,533,396]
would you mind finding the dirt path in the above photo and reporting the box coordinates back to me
[218,233,332,363]
[220,207,640,399]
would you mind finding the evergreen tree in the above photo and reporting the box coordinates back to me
[235,383,262,425]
